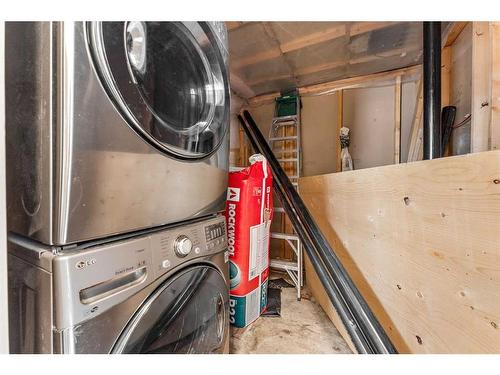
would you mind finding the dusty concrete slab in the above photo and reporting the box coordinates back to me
[230,285,352,354]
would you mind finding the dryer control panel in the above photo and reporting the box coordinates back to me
[52,215,228,330]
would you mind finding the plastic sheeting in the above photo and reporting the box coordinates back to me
[228,22,425,97]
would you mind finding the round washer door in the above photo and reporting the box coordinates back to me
[112,265,229,354]
[87,22,230,160]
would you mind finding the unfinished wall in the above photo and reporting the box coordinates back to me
[401,80,419,162]
[300,150,500,353]
[343,85,395,169]
[246,92,340,177]
[450,23,472,155]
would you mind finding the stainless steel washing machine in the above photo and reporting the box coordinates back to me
[8,215,230,354]
[5,21,230,246]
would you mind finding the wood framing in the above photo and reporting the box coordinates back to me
[232,48,282,70]
[491,22,500,151]
[336,90,343,172]
[230,72,256,99]
[394,76,402,164]
[407,79,424,162]
[349,22,398,37]
[280,24,346,53]
[441,46,452,108]
[231,22,400,70]
[249,65,421,106]
[225,21,246,31]
[300,150,500,353]
[471,22,492,153]
[444,22,468,47]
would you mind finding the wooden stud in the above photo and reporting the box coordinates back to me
[336,90,343,172]
[444,22,468,47]
[491,22,500,151]
[441,46,452,108]
[471,22,492,153]
[407,79,424,162]
[394,76,402,164]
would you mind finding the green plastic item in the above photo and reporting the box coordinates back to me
[275,94,298,117]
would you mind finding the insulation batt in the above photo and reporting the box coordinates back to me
[225,154,273,328]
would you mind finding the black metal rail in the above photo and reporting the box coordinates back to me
[423,21,442,160]
[238,110,397,354]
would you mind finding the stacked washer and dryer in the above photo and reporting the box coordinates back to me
[5,22,231,353]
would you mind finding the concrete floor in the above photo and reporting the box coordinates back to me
[230,284,352,354]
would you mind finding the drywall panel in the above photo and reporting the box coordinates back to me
[299,150,500,353]
[343,86,395,169]
[450,23,472,155]
[300,94,339,176]
[246,93,339,177]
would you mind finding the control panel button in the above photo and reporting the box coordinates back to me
[174,235,193,257]
[162,259,171,269]
[194,247,201,254]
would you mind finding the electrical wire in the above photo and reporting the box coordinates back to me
[451,113,471,130]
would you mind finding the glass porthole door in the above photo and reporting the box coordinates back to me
[87,22,229,160]
[112,266,229,354]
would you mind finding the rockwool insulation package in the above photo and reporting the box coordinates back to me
[225,154,273,328]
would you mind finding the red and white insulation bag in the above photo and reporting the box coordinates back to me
[225,154,273,327]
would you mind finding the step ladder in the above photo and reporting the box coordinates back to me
[268,94,303,300]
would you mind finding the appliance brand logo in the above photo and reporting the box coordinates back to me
[227,187,240,202]
[75,258,97,270]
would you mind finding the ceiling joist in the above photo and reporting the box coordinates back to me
[248,64,421,105]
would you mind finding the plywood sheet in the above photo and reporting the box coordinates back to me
[299,150,500,353]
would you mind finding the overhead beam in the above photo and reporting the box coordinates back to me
[349,21,398,37]
[231,48,282,70]
[280,24,347,53]
[248,65,421,105]
[230,72,256,98]
[242,44,420,92]
[299,64,420,95]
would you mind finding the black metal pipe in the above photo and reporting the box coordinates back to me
[238,111,397,354]
[423,21,442,159]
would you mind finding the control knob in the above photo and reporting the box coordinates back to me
[174,235,193,257]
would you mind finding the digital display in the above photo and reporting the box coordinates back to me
[205,223,225,242]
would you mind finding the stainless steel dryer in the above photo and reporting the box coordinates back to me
[5,21,230,245]
[8,215,230,354]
